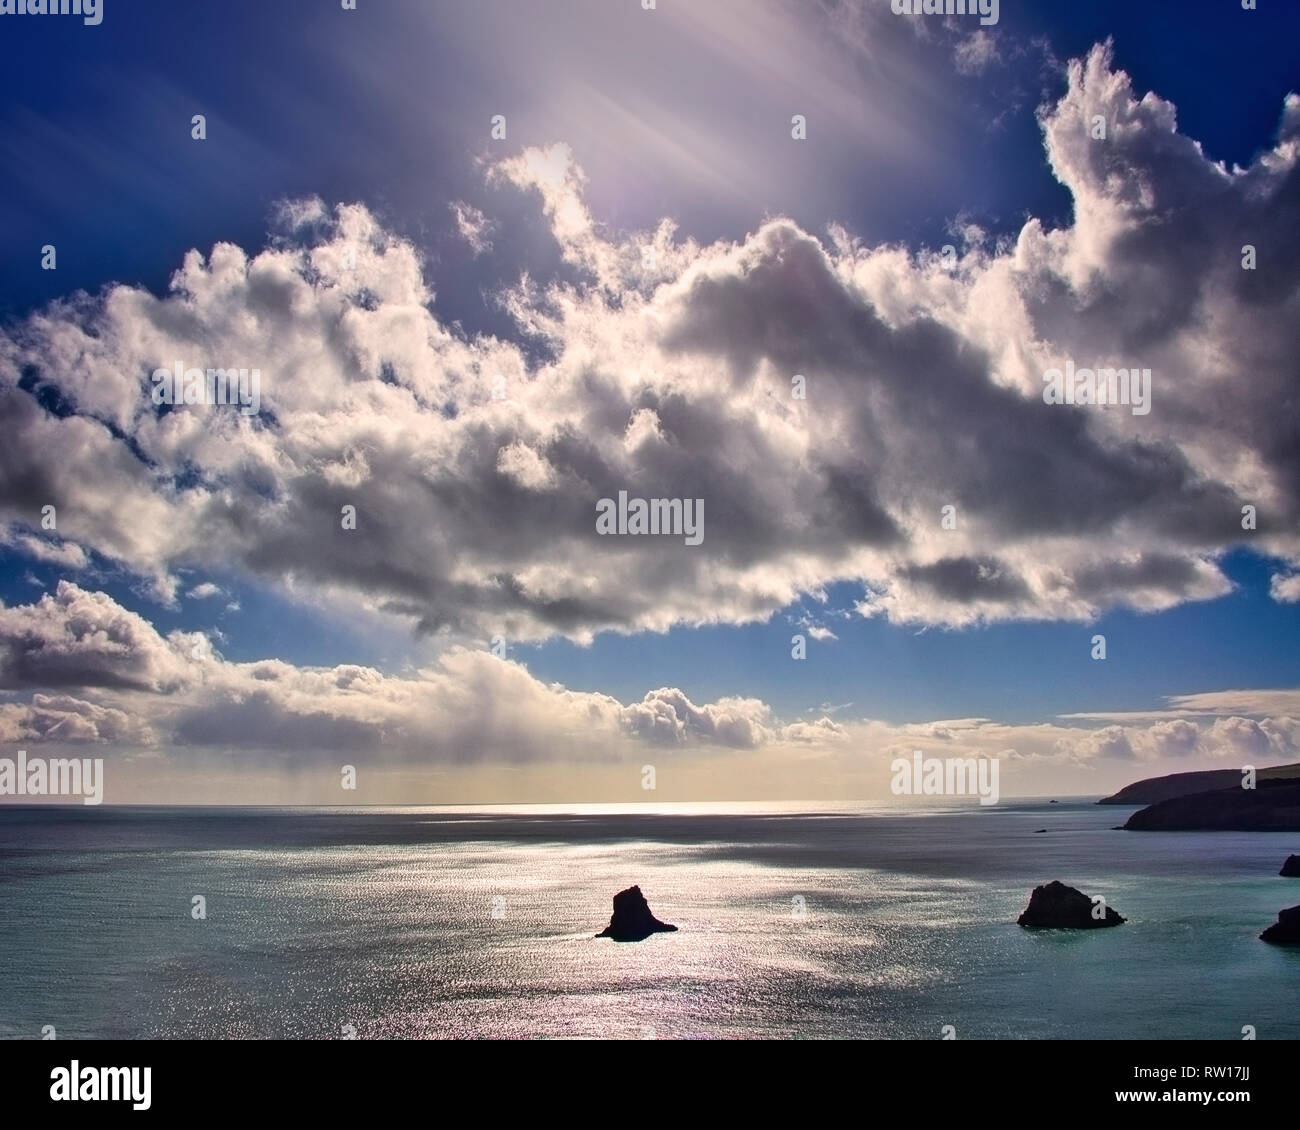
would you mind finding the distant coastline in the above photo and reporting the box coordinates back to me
[1098,763,1300,831]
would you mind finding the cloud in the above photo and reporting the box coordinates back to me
[0,585,832,764]
[0,581,193,692]
[0,693,146,744]
[1165,689,1300,716]
[0,530,89,569]
[1,45,1298,644]
[1207,715,1273,758]
[619,688,779,749]
[954,30,1000,76]
[1270,573,1300,603]
[1146,718,1200,758]
[1069,725,1136,761]
[450,200,495,256]
[0,585,1293,798]
[187,582,222,600]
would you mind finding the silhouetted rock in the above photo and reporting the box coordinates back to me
[1281,855,1300,877]
[1260,905,1300,944]
[596,885,677,942]
[1017,880,1125,929]
[1123,779,1300,831]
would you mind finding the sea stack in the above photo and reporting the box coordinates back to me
[1017,880,1125,928]
[1280,855,1300,877]
[596,885,678,942]
[1260,905,1300,944]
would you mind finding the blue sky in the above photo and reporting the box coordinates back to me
[1,0,1299,802]
[5,0,1296,320]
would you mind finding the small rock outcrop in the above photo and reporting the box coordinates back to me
[1260,905,1300,944]
[1280,855,1300,877]
[596,885,677,942]
[1017,880,1125,929]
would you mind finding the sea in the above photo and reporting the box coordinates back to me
[1,799,1296,1040]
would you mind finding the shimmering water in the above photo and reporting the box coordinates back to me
[1,801,1296,1039]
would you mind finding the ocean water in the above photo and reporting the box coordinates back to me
[0,800,1297,1040]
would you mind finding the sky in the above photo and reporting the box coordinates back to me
[1,0,1299,804]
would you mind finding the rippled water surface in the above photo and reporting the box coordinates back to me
[1,801,1296,1039]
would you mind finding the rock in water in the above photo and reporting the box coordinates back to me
[1280,855,1300,877]
[596,885,678,942]
[1017,880,1125,929]
[1261,905,1300,944]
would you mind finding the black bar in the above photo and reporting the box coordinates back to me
[2,1039,1289,1117]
